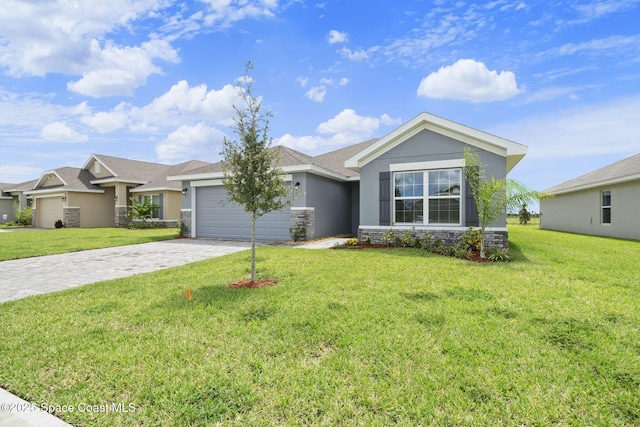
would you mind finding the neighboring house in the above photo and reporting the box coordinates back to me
[540,153,640,241]
[25,154,208,229]
[0,180,37,224]
[0,183,15,223]
[170,112,528,247]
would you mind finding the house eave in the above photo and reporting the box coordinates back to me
[130,187,180,193]
[26,188,105,196]
[547,173,640,196]
[82,154,118,177]
[33,170,68,189]
[90,178,148,185]
[169,164,352,183]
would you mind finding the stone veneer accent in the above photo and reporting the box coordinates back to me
[180,210,192,237]
[290,207,315,241]
[115,206,129,228]
[357,226,508,250]
[63,207,81,228]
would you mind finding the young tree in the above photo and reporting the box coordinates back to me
[464,147,551,258]
[221,62,292,284]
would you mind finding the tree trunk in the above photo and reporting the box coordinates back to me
[251,212,257,283]
[480,227,486,259]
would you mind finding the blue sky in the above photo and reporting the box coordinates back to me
[1,0,639,205]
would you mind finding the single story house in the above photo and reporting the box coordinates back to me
[0,183,16,223]
[540,153,640,241]
[0,180,37,224]
[170,112,528,247]
[25,154,207,228]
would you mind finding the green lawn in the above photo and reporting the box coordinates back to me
[0,225,638,426]
[0,227,178,261]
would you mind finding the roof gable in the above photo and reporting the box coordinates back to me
[545,153,640,194]
[344,112,527,173]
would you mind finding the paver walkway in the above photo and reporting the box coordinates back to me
[0,239,252,303]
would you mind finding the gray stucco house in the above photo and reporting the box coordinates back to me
[540,153,640,241]
[170,112,528,247]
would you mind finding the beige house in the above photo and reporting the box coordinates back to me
[26,154,207,229]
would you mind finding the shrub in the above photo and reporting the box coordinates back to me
[289,225,306,242]
[363,236,372,245]
[382,229,400,247]
[54,219,64,229]
[419,233,434,251]
[13,203,32,227]
[401,228,418,248]
[345,238,359,246]
[486,247,511,261]
[456,226,482,252]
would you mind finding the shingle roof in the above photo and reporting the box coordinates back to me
[313,139,379,177]
[91,154,171,182]
[134,160,210,191]
[33,167,102,192]
[545,153,640,194]
[171,141,380,180]
[4,179,38,192]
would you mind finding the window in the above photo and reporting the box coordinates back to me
[143,194,160,219]
[394,169,461,225]
[601,190,611,224]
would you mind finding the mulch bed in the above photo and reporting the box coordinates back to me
[228,279,278,289]
[334,243,496,263]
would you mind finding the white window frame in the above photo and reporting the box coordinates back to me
[393,168,462,226]
[143,194,161,219]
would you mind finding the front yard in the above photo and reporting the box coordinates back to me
[0,227,177,261]
[0,225,638,426]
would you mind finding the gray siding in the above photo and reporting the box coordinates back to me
[540,180,640,241]
[359,128,506,227]
[194,186,291,241]
[304,173,353,237]
[0,199,14,223]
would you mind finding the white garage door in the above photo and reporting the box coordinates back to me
[195,186,291,241]
[37,197,63,228]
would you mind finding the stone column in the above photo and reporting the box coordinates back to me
[290,207,315,241]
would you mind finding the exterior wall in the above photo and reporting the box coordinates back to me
[359,128,506,228]
[131,190,180,221]
[304,173,353,237]
[0,198,13,223]
[541,180,640,241]
[68,190,115,227]
[358,226,509,249]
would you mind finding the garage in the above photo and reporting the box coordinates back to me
[36,196,63,228]
[195,186,291,241]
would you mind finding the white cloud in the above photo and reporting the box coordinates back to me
[82,110,129,133]
[305,86,327,103]
[40,122,88,142]
[339,77,349,86]
[66,39,179,97]
[155,122,225,164]
[201,0,281,28]
[553,35,640,56]
[489,94,640,160]
[297,76,309,87]
[276,109,400,153]
[338,47,368,61]
[328,30,348,44]
[0,0,172,77]
[417,59,520,102]
[130,80,240,128]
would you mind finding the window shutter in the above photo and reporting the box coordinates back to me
[158,194,163,219]
[379,171,391,226]
[464,172,479,227]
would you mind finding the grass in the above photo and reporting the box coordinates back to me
[0,225,639,426]
[0,227,178,261]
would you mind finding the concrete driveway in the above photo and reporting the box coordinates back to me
[0,239,252,304]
